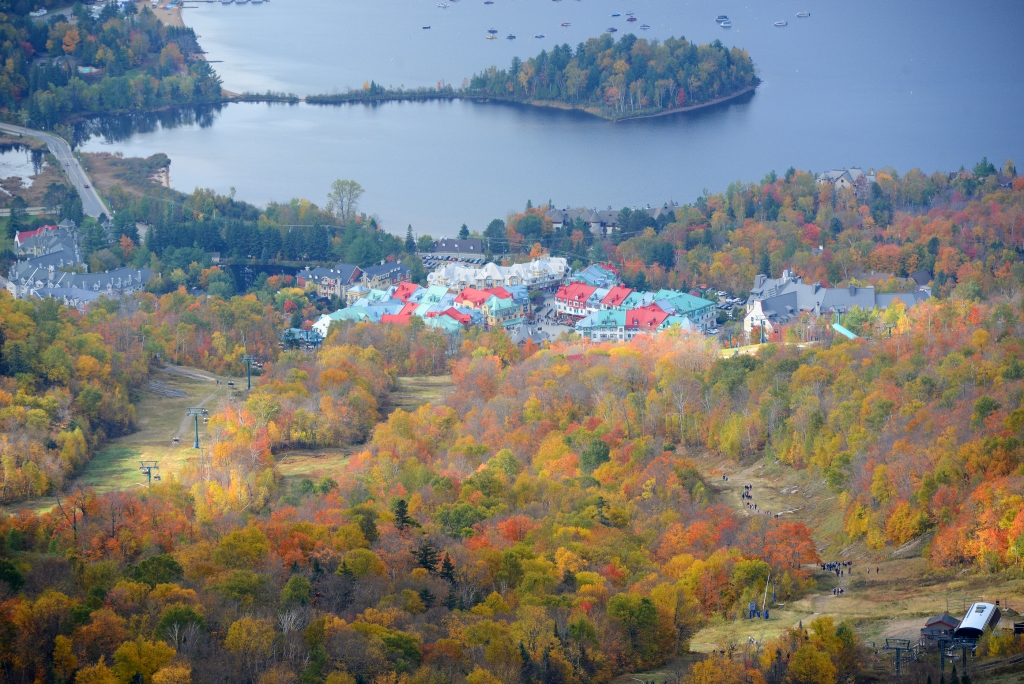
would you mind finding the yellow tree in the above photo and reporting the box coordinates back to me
[112,638,176,684]
[62,28,80,55]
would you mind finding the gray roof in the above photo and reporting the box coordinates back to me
[361,262,410,279]
[434,238,483,253]
[909,269,932,287]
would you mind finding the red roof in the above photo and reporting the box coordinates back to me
[15,225,58,245]
[442,308,472,325]
[398,301,420,315]
[455,288,489,307]
[601,285,633,307]
[392,282,422,302]
[625,304,669,330]
[485,286,512,299]
[381,313,413,325]
[556,282,597,305]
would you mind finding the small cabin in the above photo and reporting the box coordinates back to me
[954,603,1001,639]
[921,613,960,645]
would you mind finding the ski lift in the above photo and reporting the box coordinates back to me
[172,436,180,445]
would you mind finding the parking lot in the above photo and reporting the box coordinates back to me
[420,253,486,269]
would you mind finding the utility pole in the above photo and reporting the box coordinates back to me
[186,408,209,448]
[241,354,256,391]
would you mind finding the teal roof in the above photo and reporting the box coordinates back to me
[425,315,463,333]
[336,307,372,322]
[421,285,451,303]
[363,288,391,302]
[576,309,626,330]
[654,290,714,313]
[486,295,519,312]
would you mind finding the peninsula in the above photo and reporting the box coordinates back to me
[307,34,759,122]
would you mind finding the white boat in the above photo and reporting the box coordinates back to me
[438,3,448,7]
[606,26,617,32]
[560,22,570,26]
[534,33,545,38]
[486,34,496,39]
[611,11,620,16]
[774,20,787,26]
[639,23,650,29]
[796,11,809,17]
[625,11,634,16]
[720,20,731,27]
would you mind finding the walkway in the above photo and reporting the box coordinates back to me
[0,122,110,218]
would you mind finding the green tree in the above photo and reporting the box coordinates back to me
[405,225,417,253]
[580,439,610,473]
[417,234,435,253]
[328,179,364,222]
[282,574,312,605]
[458,224,470,240]
[414,540,440,574]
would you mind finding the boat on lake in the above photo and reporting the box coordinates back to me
[626,17,637,22]
[715,15,728,22]
[611,12,620,16]
[506,33,516,39]
[488,28,498,33]
[423,25,430,28]
[720,20,731,27]
[560,21,570,26]
[606,26,617,32]
[484,1,493,4]
[534,33,545,38]
[639,23,650,29]
[438,3,448,8]
[796,11,810,17]
[774,20,787,26]
[220,0,232,4]
[486,34,496,39]
[625,11,634,15]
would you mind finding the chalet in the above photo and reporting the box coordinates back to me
[920,614,960,646]
[296,264,362,300]
[360,261,411,288]
[816,167,877,200]
[601,285,634,309]
[483,294,524,329]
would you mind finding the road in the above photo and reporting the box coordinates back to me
[0,122,110,218]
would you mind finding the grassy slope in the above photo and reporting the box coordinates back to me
[686,452,1024,670]
[4,366,238,514]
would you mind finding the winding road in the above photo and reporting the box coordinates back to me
[0,122,110,218]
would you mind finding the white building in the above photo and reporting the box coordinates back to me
[427,256,568,292]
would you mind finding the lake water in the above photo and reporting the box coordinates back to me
[77,0,1024,235]
[0,144,46,189]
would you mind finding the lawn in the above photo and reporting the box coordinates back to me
[389,375,454,413]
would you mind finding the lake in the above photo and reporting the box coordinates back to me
[77,0,1024,236]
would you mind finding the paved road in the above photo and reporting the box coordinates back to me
[0,122,110,218]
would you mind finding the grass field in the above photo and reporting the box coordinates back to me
[389,375,454,413]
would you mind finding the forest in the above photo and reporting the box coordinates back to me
[467,35,759,120]
[1,166,1024,683]
[0,2,222,127]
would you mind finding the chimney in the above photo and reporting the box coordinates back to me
[849,284,856,296]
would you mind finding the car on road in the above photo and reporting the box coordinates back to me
[84,184,89,188]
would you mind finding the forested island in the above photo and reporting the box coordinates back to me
[308,34,759,121]
[0,2,223,127]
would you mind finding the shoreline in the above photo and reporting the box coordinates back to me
[136,0,184,27]
[302,85,758,122]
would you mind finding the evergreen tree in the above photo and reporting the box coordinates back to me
[405,225,416,253]
[443,589,457,610]
[440,553,457,585]
[391,498,418,532]
[519,642,534,684]
[458,224,469,240]
[414,540,440,574]
[336,561,355,610]
[418,588,436,609]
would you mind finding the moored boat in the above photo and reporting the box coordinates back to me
[720,20,731,27]
[606,26,617,32]
[560,22,570,26]
[774,20,787,26]
[639,23,650,29]
[796,11,809,17]
[626,16,636,22]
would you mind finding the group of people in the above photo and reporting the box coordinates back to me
[832,586,845,596]
[821,560,852,577]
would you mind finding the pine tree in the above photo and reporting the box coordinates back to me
[414,540,440,574]
[418,588,436,609]
[440,553,457,585]
[391,499,418,532]
[519,642,534,684]
[458,224,470,240]
[444,589,457,610]
[405,225,416,253]
[336,561,355,610]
